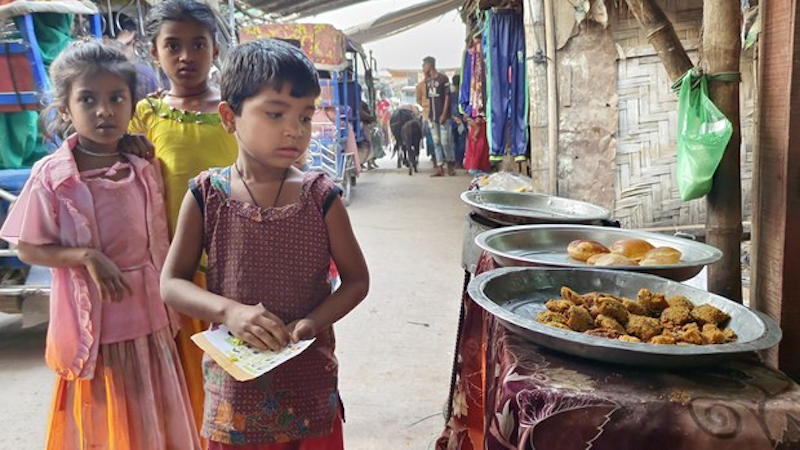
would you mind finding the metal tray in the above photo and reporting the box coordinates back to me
[476,224,723,281]
[468,267,782,368]
[460,191,611,226]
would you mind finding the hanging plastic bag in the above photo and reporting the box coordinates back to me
[675,68,732,201]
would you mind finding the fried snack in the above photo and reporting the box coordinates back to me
[639,246,682,266]
[593,253,639,267]
[544,286,738,345]
[597,297,630,324]
[566,306,595,332]
[546,299,574,314]
[622,297,649,316]
[649,335,677,345]
[585,328,622,339]
[537,311,568,325]
[677,326,704,345]
[691,304,731,326]
[626,314,663,341]
[595,314,626,334]
[723,328,738,343]
[701,323,726,344]
[660,306,693,327]
[561,286,586,306]
[638,289,669,314]
[610,238,655,262]
[547,322,572,331]
[567,239,610,262]
[667,296,695,310]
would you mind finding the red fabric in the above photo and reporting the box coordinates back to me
[463,118,491,172]
[207,414,344,450]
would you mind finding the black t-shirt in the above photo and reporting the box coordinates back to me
[427,73,451,121]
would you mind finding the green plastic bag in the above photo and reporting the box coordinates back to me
[676,69,733,201]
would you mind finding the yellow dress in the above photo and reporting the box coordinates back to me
[131,96,238,435]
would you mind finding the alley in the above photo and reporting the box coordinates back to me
[0,158,472,449]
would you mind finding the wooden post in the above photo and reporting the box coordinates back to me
[524,0,549,193]
[702,2,742,301]
[623,0,693,83]
[543,0,558,194]
[751,0,800,378]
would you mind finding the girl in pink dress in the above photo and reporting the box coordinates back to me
[161,39,370,449]
[0,40,200,449]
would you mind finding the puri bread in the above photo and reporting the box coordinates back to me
[639,247,682,266]
[567,240,610,262]
[610,238,655,262]
[586,253,604,266]
[592,253,638,267]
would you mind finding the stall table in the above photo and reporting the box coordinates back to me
[438,253,800,450]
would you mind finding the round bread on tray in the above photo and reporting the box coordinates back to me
[567,239,610,262]
[610,238,655,262]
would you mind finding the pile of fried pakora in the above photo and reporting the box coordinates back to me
[536,287,737,345]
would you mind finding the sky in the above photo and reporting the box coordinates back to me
[306,0,467,71]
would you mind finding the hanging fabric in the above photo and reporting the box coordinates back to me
[484,9,528,162]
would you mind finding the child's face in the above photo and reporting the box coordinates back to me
[62,71,133,151]
[152,19,217,89]
[221,84,316,170]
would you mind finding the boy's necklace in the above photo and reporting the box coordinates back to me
[234,164,288,209]
[75,144,121,157]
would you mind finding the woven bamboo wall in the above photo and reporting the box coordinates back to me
[612,0,755,229]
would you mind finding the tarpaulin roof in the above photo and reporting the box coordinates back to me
[0,0,98,20]
[246,0,373,19]
[343,0,461,44]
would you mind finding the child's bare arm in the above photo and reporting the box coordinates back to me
[17,242,130,302]
[160,191,291,351]
[291,196,369,341]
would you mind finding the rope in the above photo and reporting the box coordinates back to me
[671,68,742,91]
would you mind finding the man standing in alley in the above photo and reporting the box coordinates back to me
[423,56,456,176]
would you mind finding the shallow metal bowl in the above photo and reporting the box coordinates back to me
[469,267,782,368]
[476,224,723,281]
[460,191,611,225]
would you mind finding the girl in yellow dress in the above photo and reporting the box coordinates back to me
[130,0,237,433]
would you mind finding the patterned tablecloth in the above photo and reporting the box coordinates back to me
[437,253,800,450]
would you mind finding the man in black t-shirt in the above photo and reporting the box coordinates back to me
[423,56,456,176]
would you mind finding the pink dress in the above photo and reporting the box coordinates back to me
[191,168,343,448]
[0,135,200,449]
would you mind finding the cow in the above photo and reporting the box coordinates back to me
[389,108,417,169]
[400,119,422,175]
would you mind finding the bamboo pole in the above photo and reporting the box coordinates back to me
[702,2,743,302]
[623,0,693,83]
[543,0,558,194]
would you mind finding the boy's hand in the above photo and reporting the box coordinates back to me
[82,249,131,302]
[118,134,155,160]
[288,318,317,343]
[224,303,290,351]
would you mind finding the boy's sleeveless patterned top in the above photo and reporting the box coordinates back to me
[192,168,341,445]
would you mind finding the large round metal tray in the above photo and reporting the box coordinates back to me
[476,224,723,281]
[460,191,611,225]
[469,267,782,368]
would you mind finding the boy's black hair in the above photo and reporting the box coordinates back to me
[423,56,436,68]
[220,39,321,116]
[145,0,217,44]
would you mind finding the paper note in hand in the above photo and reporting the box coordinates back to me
[191,325,315,382]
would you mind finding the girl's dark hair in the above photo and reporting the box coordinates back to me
[145,0,217,44]
[42,39,137,141]
[221,39,321,116]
